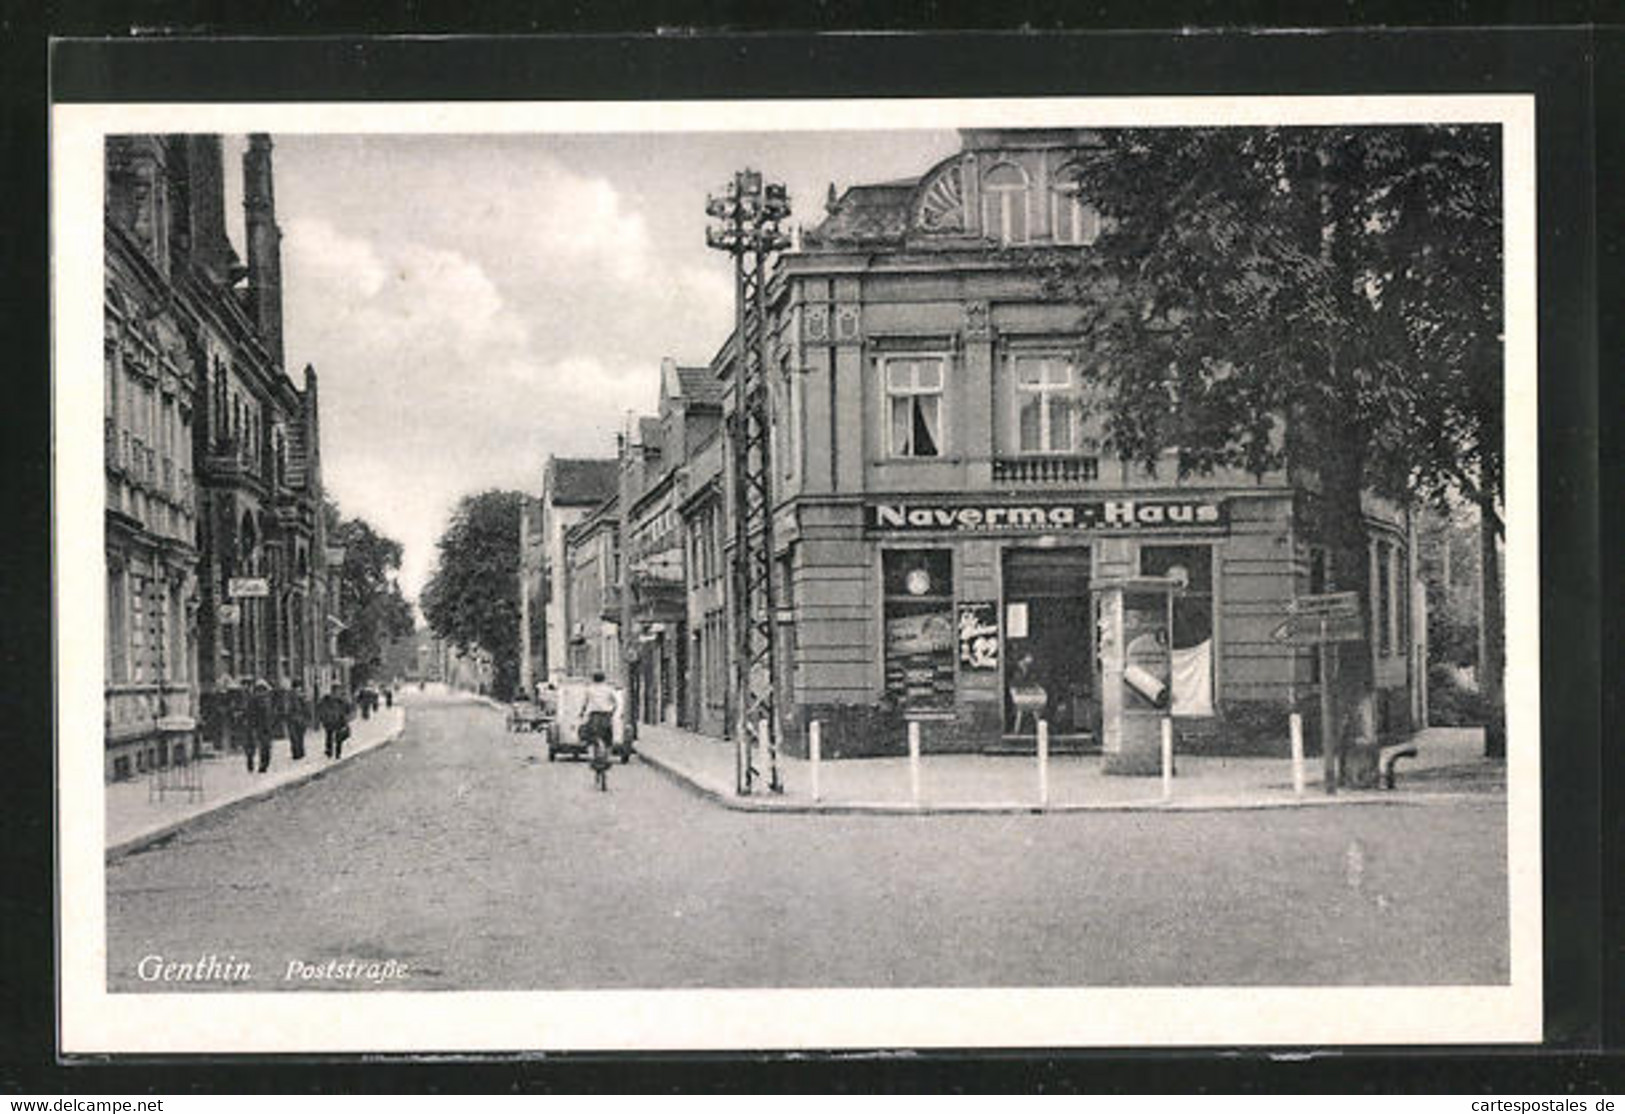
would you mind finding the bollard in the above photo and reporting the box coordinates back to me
[1037,719,1050,808]
[908,720,921,806]
[1160,716,1174,801]
[809,720,822,803]
[1289,712,1305,797]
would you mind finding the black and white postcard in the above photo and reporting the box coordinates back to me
[53,88,1542,1054]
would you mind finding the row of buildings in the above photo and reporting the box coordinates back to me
[521,128,1429,760]
[104,133,346,782]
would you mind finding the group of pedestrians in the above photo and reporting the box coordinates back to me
[352,683,394,721]
[232,680,366,774]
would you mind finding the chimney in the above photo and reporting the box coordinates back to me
[243,134,284,369]
[182,135,237,283]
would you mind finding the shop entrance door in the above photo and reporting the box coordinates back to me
[1002,547,1095,742]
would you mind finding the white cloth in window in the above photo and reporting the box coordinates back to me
[1171,639,1214,716]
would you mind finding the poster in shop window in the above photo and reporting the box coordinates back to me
[957,601,999,671]
[884,606,955,710]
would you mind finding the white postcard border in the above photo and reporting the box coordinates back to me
[54,94,1541,1053]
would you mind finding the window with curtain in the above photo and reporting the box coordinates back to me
[883,356,944,459]
[1013,353,1089,454]
[981,163,1029,246]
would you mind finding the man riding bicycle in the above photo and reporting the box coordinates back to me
[579,671,619,791]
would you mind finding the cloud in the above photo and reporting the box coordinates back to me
[282,214,658,598]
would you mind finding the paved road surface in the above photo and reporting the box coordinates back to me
[107,690,1508,991]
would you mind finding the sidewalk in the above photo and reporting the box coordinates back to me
[634,723,1501,813]
[106,704,407,858]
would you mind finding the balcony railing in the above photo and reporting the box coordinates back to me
[991,455,1100,485]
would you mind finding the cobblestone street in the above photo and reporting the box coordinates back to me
[106,690,1509,992]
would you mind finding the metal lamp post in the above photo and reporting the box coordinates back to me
[705,169,791,796]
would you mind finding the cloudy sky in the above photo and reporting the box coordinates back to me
[220,130,959,602]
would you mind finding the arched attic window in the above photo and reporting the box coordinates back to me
[981,163,1030,247]
[1051,164,1101,246]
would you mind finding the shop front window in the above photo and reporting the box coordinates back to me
[1139,544,1215,715]
[882,549,955,713]
[883,357,944,459]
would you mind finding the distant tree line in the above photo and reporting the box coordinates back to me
[324,497,416,690]
[421,489,525,701]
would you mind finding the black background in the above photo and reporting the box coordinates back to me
[3,9,1616,1095]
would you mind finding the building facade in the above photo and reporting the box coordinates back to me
[755,128,1420,757]
[562,496,622,682]
[104,133,337,780]
[619,360,725,731]
[678,423,730,739]
[547,128,1423,764]
[104,137,202,781]
[535,457,620,683]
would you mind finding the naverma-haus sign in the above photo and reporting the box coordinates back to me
[865,498,1227,533]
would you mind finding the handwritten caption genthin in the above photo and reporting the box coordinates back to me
[135,953,410,985]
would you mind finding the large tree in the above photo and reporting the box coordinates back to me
[421,489,525,700]
[1037,124,1503,773]
[324,498,416,688]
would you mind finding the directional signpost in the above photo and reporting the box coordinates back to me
[1274,592,1364,794]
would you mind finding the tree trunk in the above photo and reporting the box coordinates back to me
[1320,433,1379,786]
[1479,499,1506,759]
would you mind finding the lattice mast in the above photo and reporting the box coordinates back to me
[705,169,791,795]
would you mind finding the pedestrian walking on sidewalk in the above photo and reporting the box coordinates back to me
[318,687,352,759]
[245,680,275,773]
[283,681,310,761]
[579,671,618,791]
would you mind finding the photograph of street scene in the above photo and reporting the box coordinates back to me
[94,115,1516,999]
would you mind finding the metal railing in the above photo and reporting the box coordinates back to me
[991,455,1100,484]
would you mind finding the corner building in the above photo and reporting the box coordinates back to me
[763,128,1420,757]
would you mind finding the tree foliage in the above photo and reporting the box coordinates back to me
[421,489,525,700]
[1036,125,1502,761]
[324,498,416,687]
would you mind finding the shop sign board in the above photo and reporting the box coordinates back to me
[216,603,240,625]
[956,601,999,671]
[227,576,269,599]
[866,498,1226,533]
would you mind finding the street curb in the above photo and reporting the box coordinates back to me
[633,747,1482,815]
[106,715,408,862]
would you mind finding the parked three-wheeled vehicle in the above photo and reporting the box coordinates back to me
[545,677,631,764]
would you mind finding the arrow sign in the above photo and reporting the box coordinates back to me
[1272,611,1366,644]
[1289,591,1361,616]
